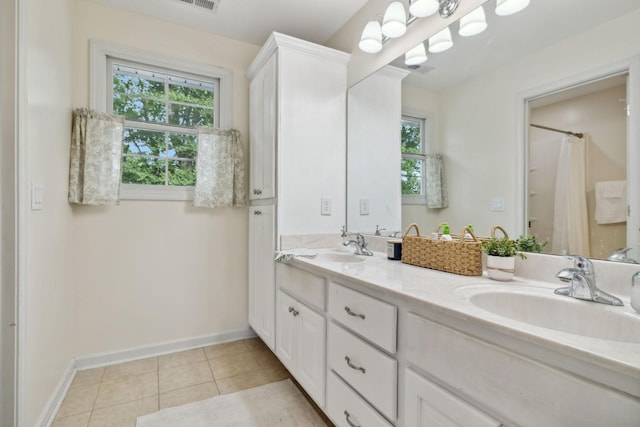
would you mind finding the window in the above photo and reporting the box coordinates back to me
[90,41,232,200]
[401,112,431,204]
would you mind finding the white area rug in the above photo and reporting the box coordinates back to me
[136,380,328,426]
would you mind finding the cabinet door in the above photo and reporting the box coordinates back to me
[404,369,502,427]
[248,205,275,349]
[275,290,296,371]
[296,303,326,407]
[249,53,276,200]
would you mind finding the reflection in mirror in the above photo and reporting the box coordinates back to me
[527,74,628,260]
[346,0,640,263]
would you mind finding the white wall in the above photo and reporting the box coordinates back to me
[433,8,640,239]
[23,0,77,425]
[70,1,259,356]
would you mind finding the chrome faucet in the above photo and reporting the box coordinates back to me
[554,256,623,306]
[606,247,639,264]
[343,233,373,256]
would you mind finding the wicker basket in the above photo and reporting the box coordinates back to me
[401,223,483,276]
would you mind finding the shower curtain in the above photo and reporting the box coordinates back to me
[552,135,590,256]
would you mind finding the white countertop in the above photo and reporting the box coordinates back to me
[290,249,640,396]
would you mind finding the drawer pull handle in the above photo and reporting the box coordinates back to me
[344,410,361,427]
[344,306,365,319]
[345,356,366,374]
[253,210,262,215]
[253,189,262,195]
[288,306,299,316]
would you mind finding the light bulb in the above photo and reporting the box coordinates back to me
[495,0,530,16]
[405,43,427,66]
[428,27,453,53]
[409,0,439,18]
[382,1,407,38]
[359,21,382,53]
[459,6,487,37]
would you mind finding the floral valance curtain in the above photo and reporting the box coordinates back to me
[68,108,124,205]
[425,154,448,209]
[194,128,246,208]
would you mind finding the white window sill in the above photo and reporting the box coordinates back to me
[119,184,194,201]
[402,195,428,205]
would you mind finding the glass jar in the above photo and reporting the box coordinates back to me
[631,272,640,314]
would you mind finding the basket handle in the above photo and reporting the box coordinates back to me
[491,225,509,240]
[460,226,479,242]
[403,223,421,238]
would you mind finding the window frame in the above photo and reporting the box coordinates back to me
[89,40,233,201]
[401,108,433,205]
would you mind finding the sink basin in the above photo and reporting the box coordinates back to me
[315,252,366,263]
[457,285,640,343]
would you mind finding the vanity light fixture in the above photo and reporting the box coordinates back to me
[409,0,439,18]
[405,42,428,66]
[428,26,453,53]
[382,1,408,38]
[359,20,383,53]
[495,0,530,16]
[459,5,487,36]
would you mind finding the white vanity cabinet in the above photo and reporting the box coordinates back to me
[247,205,275,349]
[327,282,398,424]
[275,264,327,407]
[246,32,348,350]
[404,368,502,427]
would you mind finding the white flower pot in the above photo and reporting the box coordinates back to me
[486,255,515,281]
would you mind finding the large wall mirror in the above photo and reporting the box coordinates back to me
[346,0,640,261]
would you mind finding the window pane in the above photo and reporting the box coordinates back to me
[123,128,165,156]
[114,94,167,123]
[401,159,423,195]
[168,159,196,186]
[169,82,214,107]
[168,133,197,159]
[122,156,166,185]
[401,120,422,154]
[113,73,164,99]
[169,104,214,127]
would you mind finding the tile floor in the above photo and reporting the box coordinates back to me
[52,337,332,427]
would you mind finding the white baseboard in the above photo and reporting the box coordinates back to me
[40,327,256,426]
[74,327,256,370]
[36,359,75,427]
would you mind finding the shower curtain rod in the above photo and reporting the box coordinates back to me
[530,123,584,139]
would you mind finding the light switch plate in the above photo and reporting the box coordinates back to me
[32,183,44,210]
[360,199,370,215]
[321,198,331,216]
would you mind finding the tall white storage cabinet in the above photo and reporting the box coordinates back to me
[247,33,349,349]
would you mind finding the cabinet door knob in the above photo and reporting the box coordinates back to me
[288,306,299,316]
[344,306,365,320]
[344,356,366,374]
[343,410,361,427]
[253,189,262,195]
[254,210,262,215]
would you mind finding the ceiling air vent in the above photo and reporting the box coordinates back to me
[175,0,219,13]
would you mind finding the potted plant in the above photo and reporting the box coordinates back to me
[482,226,524,281]
[515,235,547,254]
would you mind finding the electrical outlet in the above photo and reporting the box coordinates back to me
[491,197,505,212]
[321,198,331,216]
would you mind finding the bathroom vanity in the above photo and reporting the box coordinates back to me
[273,248,640,427]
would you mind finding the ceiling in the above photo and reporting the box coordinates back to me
[87,0,368,46]
[394,0,640,91]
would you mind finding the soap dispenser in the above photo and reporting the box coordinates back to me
[440,223,453,241]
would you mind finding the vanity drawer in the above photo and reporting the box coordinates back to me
[327,371,393,427]
[328,282,397,353]
[276,263,326,310]
[328,322,397,421]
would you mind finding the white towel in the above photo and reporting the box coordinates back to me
[274,248,318,263]
[595,180,627,224]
